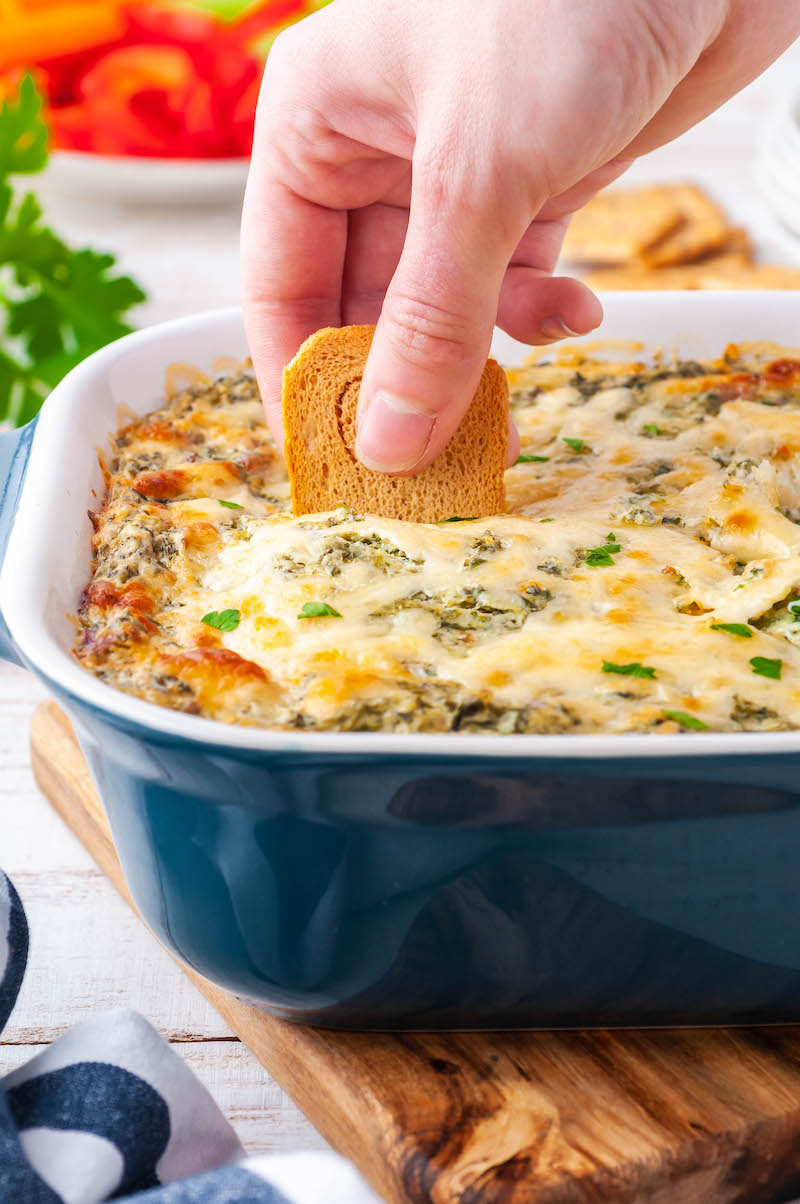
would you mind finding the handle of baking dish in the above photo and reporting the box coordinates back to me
[0,418,38,667]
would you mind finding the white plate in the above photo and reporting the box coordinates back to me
[44,150,250,207]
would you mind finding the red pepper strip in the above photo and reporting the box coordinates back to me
[228,0,308,43]
[0,3,129,72]
[229,70,260,154]
[53,38,262,156]
[38,1,272,158]
[78,44,194,102]
[62,45,195,155]
[122,5,243,76]
[50,98,167,155]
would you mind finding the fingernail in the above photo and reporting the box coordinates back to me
[540,316,582,341]
[355,392,435,472]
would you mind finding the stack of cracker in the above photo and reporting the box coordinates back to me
[561,181,800,289]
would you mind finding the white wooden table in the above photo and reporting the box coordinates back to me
[1,42,799,1157]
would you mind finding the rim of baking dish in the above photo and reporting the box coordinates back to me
[4,301,800,759]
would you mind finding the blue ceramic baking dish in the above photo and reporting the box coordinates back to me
[3,295,800,1031]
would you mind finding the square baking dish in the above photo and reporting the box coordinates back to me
[2,291,800,1029]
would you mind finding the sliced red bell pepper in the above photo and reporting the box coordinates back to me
[228,0,308,43]
[20,0,316,159]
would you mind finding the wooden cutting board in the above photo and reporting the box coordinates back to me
[30,701,800,1204]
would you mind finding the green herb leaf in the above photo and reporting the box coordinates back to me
[562,437,585,453]
[437,516,479,523]
[789,601,800,618]
[298,602,342,619]
[663,710,709,731]
[539,517,554,523]
[734,566,765,591]
[750,656,782,680]
[0,76,145,426]
[515,454,550,464]
[710,622,752,638]
[602,660,656,679]
[218,499,243,510]
[584,532,621,567]
[201,609,241,632]
[0,75,48,175]
[642,423,660,437]
[584,547,616,567]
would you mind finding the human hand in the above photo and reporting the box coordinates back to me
[242,0,799,472]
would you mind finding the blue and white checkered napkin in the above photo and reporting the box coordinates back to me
[0,869,381,1204]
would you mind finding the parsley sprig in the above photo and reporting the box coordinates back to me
[750,656,782,681]
[602,660,656,679]
[663,710,708,731]
[202,609,241,632]
[584,532,621,568]
[298,602,342,618]
[0,76,145,426]
[710,622,752,638]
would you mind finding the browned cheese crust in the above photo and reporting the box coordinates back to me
[74,343,800,735]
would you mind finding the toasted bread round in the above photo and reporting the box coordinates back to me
[282,325,508,522]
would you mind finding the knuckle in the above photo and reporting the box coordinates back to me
[415,135,529,248]
[266,24,306,72]
[415,140,483,218]
[382,291,477,371]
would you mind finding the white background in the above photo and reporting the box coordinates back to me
[1,38,799,1163]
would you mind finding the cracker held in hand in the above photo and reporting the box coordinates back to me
[282,325,508,522]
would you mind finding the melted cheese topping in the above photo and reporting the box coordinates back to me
[75,345,800,734]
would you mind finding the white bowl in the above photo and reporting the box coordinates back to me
[45,150,250,207]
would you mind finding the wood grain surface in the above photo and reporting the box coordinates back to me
[30,699,800,1204]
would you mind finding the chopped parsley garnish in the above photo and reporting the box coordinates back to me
[602,660,656,679]
[750,656,782,680]
[298,601,342,619]
[734,566,764,590]
[437,516,479,523]
[515,454,550,464]
[642,423,660,437]
[584,547,615,567]
[710,622,752,638]
[663,710,708,731]
[539,517,554,523]
[562,437,585,453]
[201,609,240,631]
[789,600,800,618]
[584,533,621,567]
[218,499,243,510]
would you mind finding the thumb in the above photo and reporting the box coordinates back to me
[354,174,515,475]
